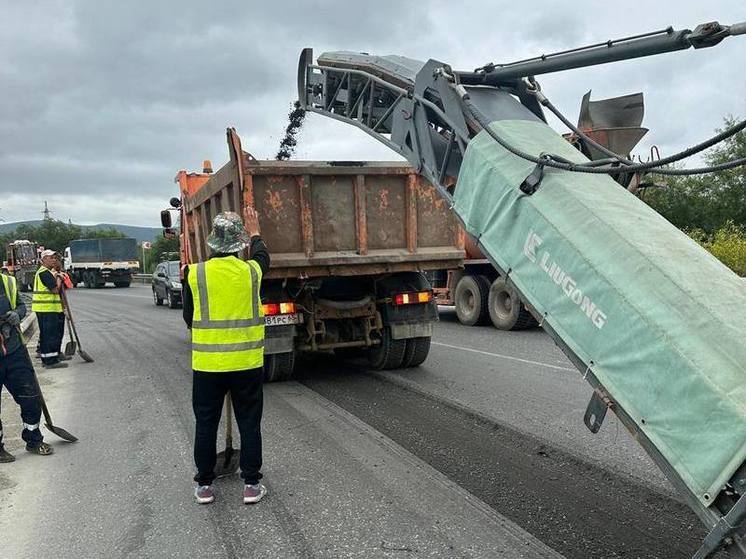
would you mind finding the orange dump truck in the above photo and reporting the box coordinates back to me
[164,128,464,381]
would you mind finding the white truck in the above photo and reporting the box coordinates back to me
[64,238,140,288]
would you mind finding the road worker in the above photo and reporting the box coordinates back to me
[33,250,68,368]
[51,253,71,360]
[182,208,270,505]
[0,271,53,461]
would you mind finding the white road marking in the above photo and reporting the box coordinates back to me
[431,341,575,372]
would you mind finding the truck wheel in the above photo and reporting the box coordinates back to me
[488,277,538,330]
[401,336,431,368]
[153,288,164,306]
[83,273,93,289]
[454,275,490,326]
[263,351,296,382]
[368,326,407,370]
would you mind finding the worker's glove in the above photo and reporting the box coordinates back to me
[2,311,20,327]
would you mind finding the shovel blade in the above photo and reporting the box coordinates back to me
[78,349,95,363]
[45,423,78,443]
[65,341,77,357]
[215,446,240,478]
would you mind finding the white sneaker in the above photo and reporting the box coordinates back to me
[243,483,266,504]
[194,485,215,504]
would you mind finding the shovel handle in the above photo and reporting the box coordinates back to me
[15,327,54,427]
[61,289,85,349]
[225,394,233,444]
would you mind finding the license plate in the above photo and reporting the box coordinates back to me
[265,314,302,326]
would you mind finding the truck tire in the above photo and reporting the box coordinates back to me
[83,272,94,289]
[114,281,131,288]
[488,277,538,331]
[263,351,296,383]
[368,326,407,370]
[454,274,490,326]
[167,290,179,309]
[401,336,431,368]
[153,288,164,306]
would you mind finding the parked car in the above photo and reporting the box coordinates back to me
[152,261,182,308]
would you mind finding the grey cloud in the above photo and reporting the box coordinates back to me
[1,0,744,226]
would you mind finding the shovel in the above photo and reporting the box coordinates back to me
[215,394,240,478]
[60,289,94,363]
[17,327,78,442]
[63,309,77,357]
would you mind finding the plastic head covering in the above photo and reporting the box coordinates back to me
[206,211,251,254]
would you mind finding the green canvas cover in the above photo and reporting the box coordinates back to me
[454,119,746,505]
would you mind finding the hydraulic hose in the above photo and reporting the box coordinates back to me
[457,85,746,176]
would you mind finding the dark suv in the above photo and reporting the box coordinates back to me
[152,261,182,309]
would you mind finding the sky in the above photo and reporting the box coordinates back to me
[0,0,744,226]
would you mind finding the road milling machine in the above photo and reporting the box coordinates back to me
[297,20,746,558]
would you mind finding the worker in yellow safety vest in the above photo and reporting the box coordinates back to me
[32,250,68,369]
[182,208,270,505]
[1,272,53,461]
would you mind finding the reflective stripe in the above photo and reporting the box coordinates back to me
[196,263,210,321]
[40,352,59,358]
[23,423,40,431]
[191,317,264,329]
[249,261,260,320]
[191,340,264,352]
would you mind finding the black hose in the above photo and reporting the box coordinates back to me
[536,87,746,170]
[648,157,746,175]
[460,94,746,176]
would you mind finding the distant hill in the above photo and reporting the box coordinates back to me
[0,221,162,244]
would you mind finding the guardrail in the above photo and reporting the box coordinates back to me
[132,273,153,285]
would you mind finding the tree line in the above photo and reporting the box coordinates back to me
[0,219,124,262]
[642,117,745,276]
[0,219,180,273]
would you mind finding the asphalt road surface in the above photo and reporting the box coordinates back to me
[0,284,707,558]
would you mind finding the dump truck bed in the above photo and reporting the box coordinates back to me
[178,136,464,278]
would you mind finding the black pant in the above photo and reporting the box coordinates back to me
[192,369,263,486]
[57,313,66,354]
[0,347,43,448]
[38,312,64,365]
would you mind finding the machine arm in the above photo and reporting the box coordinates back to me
[298,20,746,559]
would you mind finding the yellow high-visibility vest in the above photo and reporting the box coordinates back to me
[1,274,18,310]
[32,267,62,313]
[188,256,264,372]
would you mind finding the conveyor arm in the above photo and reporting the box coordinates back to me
[298,20,746,559]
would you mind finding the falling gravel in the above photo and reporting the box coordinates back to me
[276,101,306,160]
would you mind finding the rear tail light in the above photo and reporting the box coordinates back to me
[393,291,433,306]
[262,302,296,316]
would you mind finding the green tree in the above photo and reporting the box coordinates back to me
[645,117,746,233]
[0,220,126,262]
[143,234,180,273]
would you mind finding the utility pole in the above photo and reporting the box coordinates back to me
[42,201,52,220]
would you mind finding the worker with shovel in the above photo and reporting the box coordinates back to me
[33,250,68,369]
[0,271,53,461]
[183,208,270,505]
